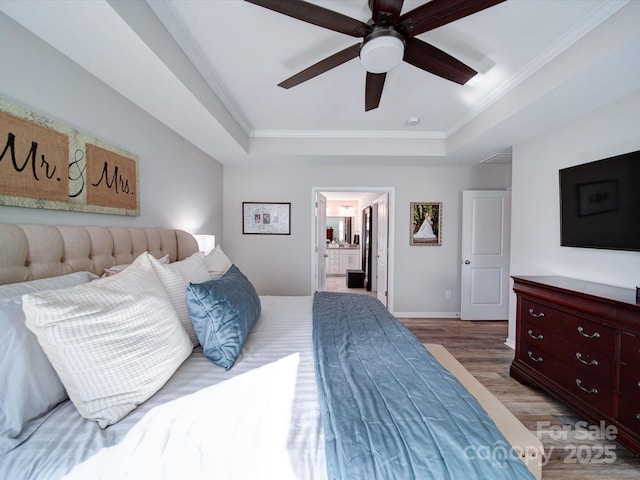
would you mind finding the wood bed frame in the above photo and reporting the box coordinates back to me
[425,343,543,479]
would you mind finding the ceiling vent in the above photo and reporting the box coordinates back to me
[481,151,512,164]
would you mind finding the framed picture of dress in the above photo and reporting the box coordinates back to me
[410,202,442,246]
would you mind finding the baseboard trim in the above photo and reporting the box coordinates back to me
[393,312,461,319]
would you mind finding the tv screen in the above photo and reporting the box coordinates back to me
[559,150,640,252]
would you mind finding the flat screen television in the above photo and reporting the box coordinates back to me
[559,150,640,252]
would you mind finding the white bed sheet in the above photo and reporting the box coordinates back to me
[0,296,325,480]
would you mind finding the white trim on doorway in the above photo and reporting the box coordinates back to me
[311,186,396,314]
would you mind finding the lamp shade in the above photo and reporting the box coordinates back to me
[193,234,216,255]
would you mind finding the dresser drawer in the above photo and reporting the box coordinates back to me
[617,394,640,435]
[621,333,640,367]
[518,343,560,379]
[555,364,614,417]
[520,319,615,381]
[568,318,615,356]
[519,300,563,334]
[619,363,640,402]
[558,336,614,386]
[519,322,573,363]
[519,300,615,355]
[519,343,614,415]
[519,320,556,356]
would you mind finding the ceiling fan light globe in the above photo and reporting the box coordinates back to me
[360,34,405,74]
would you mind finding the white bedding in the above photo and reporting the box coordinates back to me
[0,296,326,480]
[65,354,302,480]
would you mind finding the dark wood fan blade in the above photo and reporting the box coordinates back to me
[369,0,404,26]
[404,38,476,85]
[365,72,386,111]
[278,43,361,89]
[398,0,505,38]
[245,0,369,37]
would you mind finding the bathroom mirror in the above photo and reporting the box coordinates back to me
[326,217,353,244]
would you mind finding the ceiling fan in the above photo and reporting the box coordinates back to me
[245,0,506,111]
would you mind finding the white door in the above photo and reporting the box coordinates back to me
[460,190,511,320]
[316,192,327,292]
[375,193,389,307]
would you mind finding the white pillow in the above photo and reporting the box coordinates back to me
[102,253,169,277]
[144,253,200,347]
[167,251,210,283]
[204,245,232,280]
[102,264,128,277]
[23,254,192,428]
[0,271,98,299]
[0,272,98,454]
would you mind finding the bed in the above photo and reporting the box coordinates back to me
[0,224,543,479]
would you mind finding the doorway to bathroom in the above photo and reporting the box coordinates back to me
[311,187,394,311]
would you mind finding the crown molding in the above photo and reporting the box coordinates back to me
[446,0,629,137]
[250,129,446,140]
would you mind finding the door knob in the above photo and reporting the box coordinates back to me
[464,260,471,264]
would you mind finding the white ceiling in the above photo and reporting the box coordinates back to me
[1,0,639,167]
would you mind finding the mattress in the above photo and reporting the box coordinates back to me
[0,296,326,480]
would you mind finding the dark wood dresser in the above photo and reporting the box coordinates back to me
[510,275,640,455]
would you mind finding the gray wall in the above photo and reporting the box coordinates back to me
[0,13,223,239]
[223,163,511,315]
[509,88,640,345]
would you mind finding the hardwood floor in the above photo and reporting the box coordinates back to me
[400,318,640,479]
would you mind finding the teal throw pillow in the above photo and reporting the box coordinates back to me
[186,265,261,370]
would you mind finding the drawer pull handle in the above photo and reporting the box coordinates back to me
[575,352,599,366]
[577,326,600,339]
[575,378,598,394]
[636,414,640,421]
[527,329,543,340]
[527,351,543,363]
[528,308,545,318]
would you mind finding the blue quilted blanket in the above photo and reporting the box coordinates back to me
[312,291,534,480]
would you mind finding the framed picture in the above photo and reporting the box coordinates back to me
[0,98,139,216]
[410,202,442,246]
[242,202,291,235]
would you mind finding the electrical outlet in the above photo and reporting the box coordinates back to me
[445,290,452,299]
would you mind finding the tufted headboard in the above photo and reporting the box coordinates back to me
[0,224,199,285]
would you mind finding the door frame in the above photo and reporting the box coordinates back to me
[311,186,395,313]
[374,193,389,307]
[316,192,327,292]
